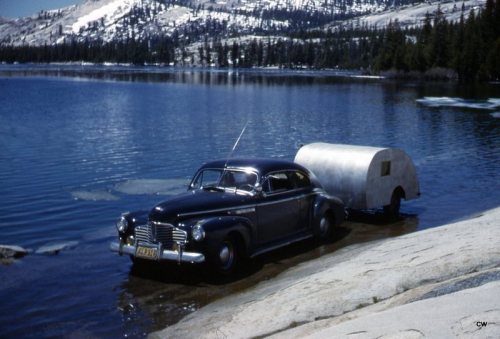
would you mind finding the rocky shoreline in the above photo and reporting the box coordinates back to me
[151,207,500,338]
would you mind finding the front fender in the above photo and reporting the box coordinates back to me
[195,216,254,257]
[120,210,149,237]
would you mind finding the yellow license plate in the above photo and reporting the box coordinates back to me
[136,245,159,260]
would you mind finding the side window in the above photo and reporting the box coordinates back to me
[262,172,294,194]
[290,171,311,189]
[219,171,257,188]
[190,169,222,189]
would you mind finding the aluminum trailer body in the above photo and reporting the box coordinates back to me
[295,143,420,212]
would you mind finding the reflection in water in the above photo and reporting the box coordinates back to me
[0,64,363,86]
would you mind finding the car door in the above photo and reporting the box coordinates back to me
[255,171,301,245]
[288,170,315,230]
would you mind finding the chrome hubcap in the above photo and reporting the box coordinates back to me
[319,217,329,235]
[219,242,234,269]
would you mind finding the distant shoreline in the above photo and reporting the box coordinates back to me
[0,62,367,76]
[0,63,388,84]
[0,62,475,82]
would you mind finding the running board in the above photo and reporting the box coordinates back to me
[250,234,314,258]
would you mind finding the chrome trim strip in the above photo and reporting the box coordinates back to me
[150,221,174,226]
[257,193,315,207]
[261,186,313,197]
[234,207,256,215]
[177,204,257,217]
[110,242,205,263]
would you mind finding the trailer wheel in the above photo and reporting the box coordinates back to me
[384,189,402,218]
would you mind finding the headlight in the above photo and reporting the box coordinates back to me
[191,224,205,242]
[116,216,129,233]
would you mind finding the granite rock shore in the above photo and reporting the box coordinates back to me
[151,207,500,339]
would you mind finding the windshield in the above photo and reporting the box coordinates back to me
[190,168,258,191]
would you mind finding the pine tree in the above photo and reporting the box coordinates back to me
[430,5,450,68]
[451,10,466,79]
[461,10,481,80]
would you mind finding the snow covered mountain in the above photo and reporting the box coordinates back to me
[0,0,486,46]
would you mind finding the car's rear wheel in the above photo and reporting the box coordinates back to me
[316,211,334,242]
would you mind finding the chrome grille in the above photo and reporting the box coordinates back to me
[134,224,151,243]
[134,222,187,248]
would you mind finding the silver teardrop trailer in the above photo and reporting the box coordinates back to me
[295,143,420,216]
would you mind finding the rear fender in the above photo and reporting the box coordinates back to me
[312,194,345,230]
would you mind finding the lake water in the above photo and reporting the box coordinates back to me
[0,65,499,338]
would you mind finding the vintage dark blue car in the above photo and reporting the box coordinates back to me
[110,158,345,273]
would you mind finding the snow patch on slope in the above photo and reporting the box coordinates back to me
[72,0,140,33]
[353,0,486,28]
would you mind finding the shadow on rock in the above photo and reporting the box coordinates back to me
[347,209,417,225]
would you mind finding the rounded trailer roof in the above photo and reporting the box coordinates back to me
[295,143,419,209]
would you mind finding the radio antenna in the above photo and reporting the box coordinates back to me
[224,121,249,168]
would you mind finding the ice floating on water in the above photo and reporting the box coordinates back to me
[114,179,189,195]
[350,75,385,79]
[71,190,119,201]
[36,241,79,255]
[416,97,500,110]
[71,178,190,201]
[0,245,29,259]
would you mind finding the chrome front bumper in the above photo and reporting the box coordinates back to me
[110,241,205,264]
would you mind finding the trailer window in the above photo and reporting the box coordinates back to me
[381,161,391,176]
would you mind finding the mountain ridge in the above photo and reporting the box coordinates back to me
[0,0,486,47]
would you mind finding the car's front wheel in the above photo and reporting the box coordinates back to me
[211,236,239,275]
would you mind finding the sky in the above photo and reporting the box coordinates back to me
[0,0,82,18]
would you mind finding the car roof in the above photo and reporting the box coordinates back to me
[197,158,310,176]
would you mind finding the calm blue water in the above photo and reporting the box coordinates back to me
[0,65,499,337]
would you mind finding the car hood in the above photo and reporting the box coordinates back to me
[149,189,254,223]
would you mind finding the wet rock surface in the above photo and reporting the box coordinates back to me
[0,241,79,264]
[415,269,500,301]
[150,207,500,339]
